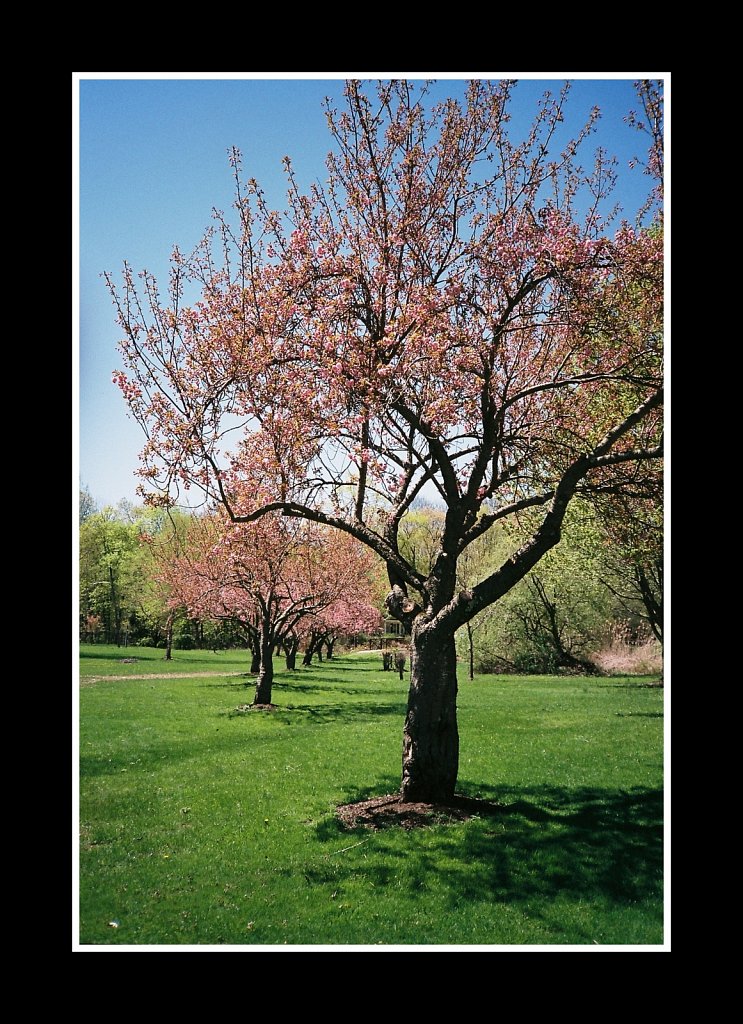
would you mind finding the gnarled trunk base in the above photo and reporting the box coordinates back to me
[253,668,273,705]
[401,629,459,803]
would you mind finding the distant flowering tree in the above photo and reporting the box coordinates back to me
[301,592,383,663]
[109,79,663,801]
[156,502,380,705]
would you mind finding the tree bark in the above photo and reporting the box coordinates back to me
[302,630,320,666]
[466,620,474,681]
[284,634,299,670]
[637,563,663,644]
[401,625,459,803]
[164,611,174,661]
[244,627,260,673]
[253,631,274,705]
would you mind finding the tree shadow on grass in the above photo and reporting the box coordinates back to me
[606,680,664,690]
[195,679,339,694]
[282,680,400,697]
[276,681,343,695]
[277,701,407,724]
[312,780,663,914]
[79,728,282,778]
[80,649,136,662]
[79,648,242,667]
[310,660,385,673]
[196,679,402,701]
[194,677,254,689]
[615,712,664,718]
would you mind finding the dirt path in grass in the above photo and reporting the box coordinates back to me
[80,671,247,687]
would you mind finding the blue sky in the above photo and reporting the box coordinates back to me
[76,73,664,510]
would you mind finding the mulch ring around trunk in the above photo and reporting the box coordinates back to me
[231,702,279,714]
[337,793,504,831]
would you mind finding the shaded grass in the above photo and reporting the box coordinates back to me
[78,651,664,946]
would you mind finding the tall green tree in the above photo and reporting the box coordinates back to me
[79,508,140,645]
[79,486,97,525]
[594,490,663,644]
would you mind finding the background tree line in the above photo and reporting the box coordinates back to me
[80,485,661,677]
[394,493,661,677]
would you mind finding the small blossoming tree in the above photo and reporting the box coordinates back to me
[156,505,380,705]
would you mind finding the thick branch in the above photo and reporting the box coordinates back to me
[392,401,461,500]
[460,490,556,552]
[355,413,370,521]
[385,584,424,633]
[460,434,662,554]
[231,499,426,594]
[436,388,663,634]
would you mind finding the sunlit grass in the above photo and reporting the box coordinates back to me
[79,643,255,678]
[78,650,664,947]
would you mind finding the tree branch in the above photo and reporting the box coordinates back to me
[432,388,663,634]
[231,499,427,594]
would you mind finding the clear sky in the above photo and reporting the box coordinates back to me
[75,72,663,511]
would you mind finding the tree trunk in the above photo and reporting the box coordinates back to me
[164,612,174,661]
[325,637,335,659]
[253,632,274,705]
[401,626,459,803]
[249,638,261,673]
[284,634,299,670]
[302,631,318,666]
[529,576,600,675]
[637,563,663,644]
[466,620,474,681]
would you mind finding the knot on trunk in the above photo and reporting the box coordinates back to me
[385,584,423,632]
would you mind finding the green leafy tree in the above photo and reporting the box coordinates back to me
[594,489,663,644]
[456,506,614,674]
[79,508,140,644]
[79,487,97,525]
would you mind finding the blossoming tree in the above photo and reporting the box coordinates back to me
[156,505,380,705]
[300,592,384,663]
[108,79,663,801]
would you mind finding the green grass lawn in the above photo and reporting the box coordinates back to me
[78,645,664,947]
[79,644,254,678]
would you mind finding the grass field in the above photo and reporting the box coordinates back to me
[77,645,665,947]
[79,644,255,679]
